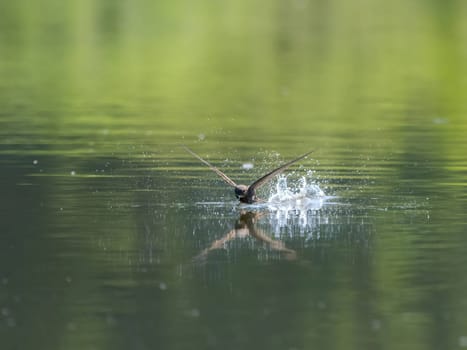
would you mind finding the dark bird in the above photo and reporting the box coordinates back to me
[183,146,314,204]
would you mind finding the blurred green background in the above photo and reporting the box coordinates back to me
[1,0,466,149]
[1,1,467,350]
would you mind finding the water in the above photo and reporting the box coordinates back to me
[1,1,467,349]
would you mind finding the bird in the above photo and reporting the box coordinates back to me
[183,146,314,204]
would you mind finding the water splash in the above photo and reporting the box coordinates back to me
[266,171,325,209]
[261,171,328,235]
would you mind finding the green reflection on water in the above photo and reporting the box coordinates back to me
[1,1,467,350]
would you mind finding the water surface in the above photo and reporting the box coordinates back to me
[1,1,467,349]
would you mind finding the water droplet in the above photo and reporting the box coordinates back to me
[188,308,200,318]
[1,307,10,316]
[432,117,448,125]
[33,160,38,165]
[460,336,467,347]
[317,301,326,309]
[6,317,16,327]
[371,319,381,331]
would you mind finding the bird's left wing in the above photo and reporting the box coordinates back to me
[183,146,238,187]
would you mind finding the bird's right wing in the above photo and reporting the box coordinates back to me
[183,146,237,187]
[247,150,314,195]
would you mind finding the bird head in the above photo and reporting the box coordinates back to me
[234,185,248,199]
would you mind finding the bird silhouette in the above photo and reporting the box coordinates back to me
[183,146,313,204]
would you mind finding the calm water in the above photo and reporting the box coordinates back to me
[1,1,467,349]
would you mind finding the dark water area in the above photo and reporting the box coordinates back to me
[1,1,467,349]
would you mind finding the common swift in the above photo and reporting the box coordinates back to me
[183,146,314,204]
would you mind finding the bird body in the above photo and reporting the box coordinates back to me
[184,146,314,204]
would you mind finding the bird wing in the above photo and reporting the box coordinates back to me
[247,150,314,196]
[183,146,238,187]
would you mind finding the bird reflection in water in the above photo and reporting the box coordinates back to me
[193,210,296,262]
